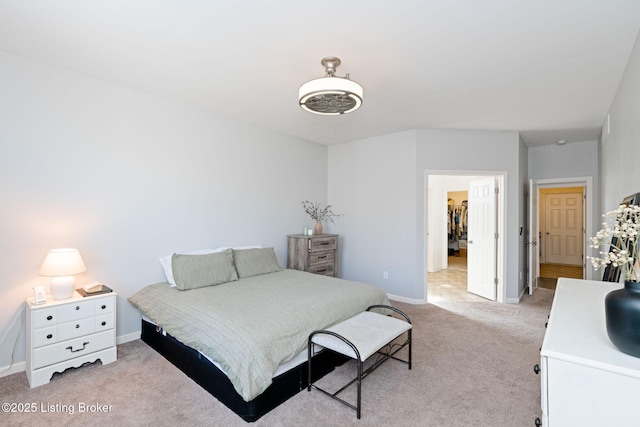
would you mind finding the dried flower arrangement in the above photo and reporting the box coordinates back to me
[588,204,640,282]
[301,200,342,224]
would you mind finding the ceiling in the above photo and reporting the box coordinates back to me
[1,1,639,147]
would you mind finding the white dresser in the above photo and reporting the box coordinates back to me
[539,278,640,426]
[26,291,117,388]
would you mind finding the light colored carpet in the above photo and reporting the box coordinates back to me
[0,290,553,426]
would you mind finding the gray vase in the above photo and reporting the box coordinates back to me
[605,280,640,357]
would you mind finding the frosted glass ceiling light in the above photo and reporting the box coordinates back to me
[299,57,363,115]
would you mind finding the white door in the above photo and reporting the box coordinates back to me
[543,192,584,266]
[528,180,539,295]
[467,177,497,300]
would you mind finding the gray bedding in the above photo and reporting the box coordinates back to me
[128,269,390,401]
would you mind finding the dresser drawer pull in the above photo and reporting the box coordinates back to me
[101,305,107,310]
[75,306,80,311]
[101,321,107,326]
[47,315,53,321]
[75,324,80,329]
[316,268,327,273]
[66,342,89,353]
[319,242,329,246]
[47,334,53,339]
[317,255,327,259]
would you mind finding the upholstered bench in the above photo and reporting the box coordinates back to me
[307,305,412,419]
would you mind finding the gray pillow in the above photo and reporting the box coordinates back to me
[172,249,238,290]
[233,247,281,278]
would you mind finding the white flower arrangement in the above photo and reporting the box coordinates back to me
[588,204,640,282]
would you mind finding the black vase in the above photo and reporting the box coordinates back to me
[605,280,640,357]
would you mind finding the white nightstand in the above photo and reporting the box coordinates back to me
[26,290,117,388]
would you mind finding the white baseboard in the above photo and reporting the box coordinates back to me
[506,287,526,304]
[116,331,141,345]
[0,361,25,379]
[387,293,427,305]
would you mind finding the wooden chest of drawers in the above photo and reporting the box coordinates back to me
[287,234,338,277]
[26,291,117,388]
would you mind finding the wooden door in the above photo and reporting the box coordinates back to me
[543,192,583,266]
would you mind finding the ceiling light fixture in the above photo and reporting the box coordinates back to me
[557,139,567,145]
[299,56,363,115]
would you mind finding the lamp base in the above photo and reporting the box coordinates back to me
[50,276,76,300]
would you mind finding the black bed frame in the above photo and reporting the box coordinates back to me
[140,319,349,422]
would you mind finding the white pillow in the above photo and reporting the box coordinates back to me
[159,245,263,286]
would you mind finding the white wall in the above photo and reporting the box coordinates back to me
[528,140,599,181]
[328,128,523,303]
[417,130,522,301]
[0,51,328,370]
[327,130,417,298]
[601,30,640,212]
[528,140,600,269]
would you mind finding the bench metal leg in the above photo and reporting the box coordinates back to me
[356,359,363,419]
[307,306,412,419]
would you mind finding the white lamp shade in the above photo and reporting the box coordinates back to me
[39,248,87,300]
[39,248,87,277]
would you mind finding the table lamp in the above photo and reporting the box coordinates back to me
[38,248,87,300]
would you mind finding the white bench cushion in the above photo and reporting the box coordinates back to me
[311,311,411,361]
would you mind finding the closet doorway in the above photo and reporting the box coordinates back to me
[426,172,505,303]
[427,189,477,303]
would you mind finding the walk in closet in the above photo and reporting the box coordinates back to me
[447,192,468,257]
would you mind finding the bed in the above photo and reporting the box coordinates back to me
[127,247,390,421]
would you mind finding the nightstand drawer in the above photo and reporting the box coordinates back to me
[95,313,114,331]
[57,300,95,323]
[309,250,334,265]
[32,330,115,369]
[33,325,58,347]
[33,318,99,348]
[310,236,337,252]
[58,317,96,341]
[95,297,114,314]
[33,307,59,328]
[308,263,335,276]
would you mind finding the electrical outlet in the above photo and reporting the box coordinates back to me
[383,271,389,280]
